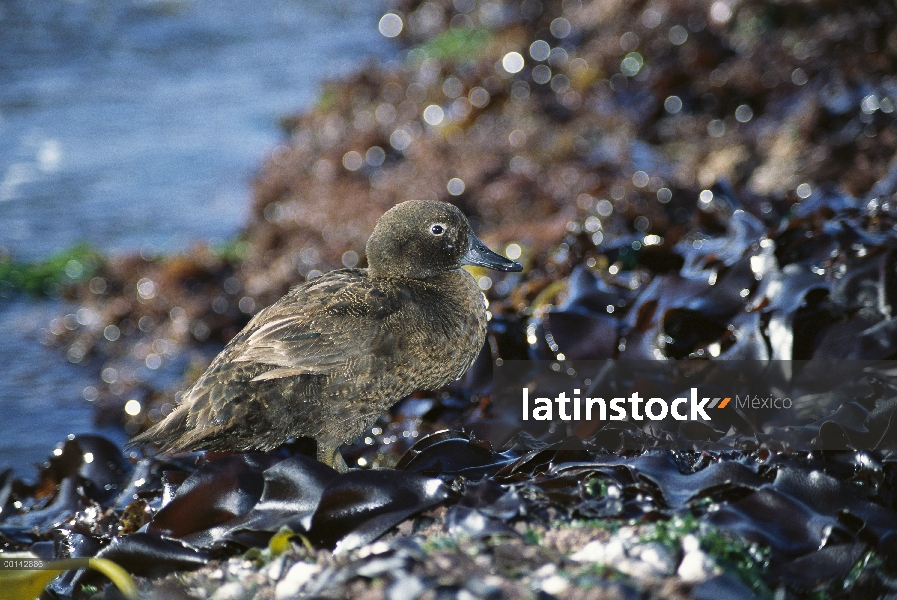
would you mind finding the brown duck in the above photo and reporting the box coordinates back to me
[128,200,521,471]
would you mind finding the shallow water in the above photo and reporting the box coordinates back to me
[0,0,391,260]
[0,0,392,473]
[0,299,126,472]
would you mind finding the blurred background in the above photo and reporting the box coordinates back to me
[0,0,392,468]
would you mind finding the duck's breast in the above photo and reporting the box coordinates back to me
[387,270,487,390]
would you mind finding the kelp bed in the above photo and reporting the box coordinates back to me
[3,0,897,597]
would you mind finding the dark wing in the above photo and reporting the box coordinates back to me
[130,269,404,451]
[229,273,401,379]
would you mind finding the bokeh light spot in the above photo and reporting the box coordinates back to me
[669,25,688,45]
[447,178,465,196]
[366,146,386,166]
[423,105,445,125]
[342,151,363,171]
[550,17,571,38]
[390,129,412,151]
[707,119,726,137]
[468,87,490,108]
[532,64,552,84]
[621,52,643,77]
[710,2,732,23]
[664,95,682,113]
[502,51,524,73]
[378,13,403,38]
[529,40,550,61]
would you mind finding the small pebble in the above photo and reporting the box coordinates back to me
[678,549,716,583]
[267,556,285,581]
[210,582,245,600]
[387,574,426,600]
[570,540,607,563]
[541,575,570,595]
[275,562,321,599]
[682,533,701,553]
[638,543,676,575]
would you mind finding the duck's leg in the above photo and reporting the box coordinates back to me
[317,437,349,473]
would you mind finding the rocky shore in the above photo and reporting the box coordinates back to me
[2,0,897,598]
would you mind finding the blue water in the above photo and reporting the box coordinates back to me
[0,300,117,473]
[0,0,391,259]
[0,0,392,473]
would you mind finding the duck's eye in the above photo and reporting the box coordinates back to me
[430,224,445,236]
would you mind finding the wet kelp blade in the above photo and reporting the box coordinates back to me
[139,453,450,555]
[396,429,522,478]
[308,469,452,553]
[148,453,284,541]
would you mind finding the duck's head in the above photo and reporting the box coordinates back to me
[366,200,522,280]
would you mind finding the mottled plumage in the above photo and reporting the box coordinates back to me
[128,200,521,471]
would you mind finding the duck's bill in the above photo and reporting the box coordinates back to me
[461,234,523,272]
